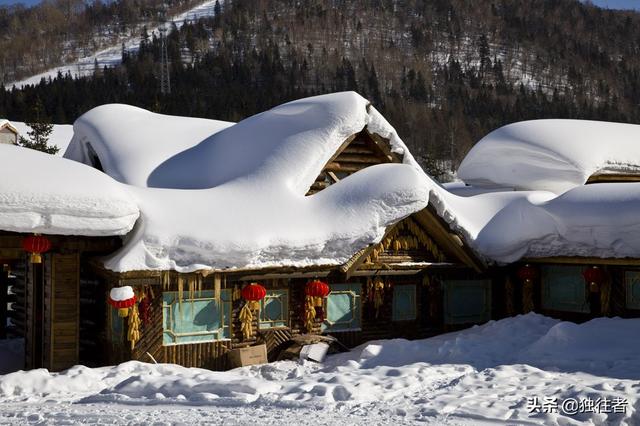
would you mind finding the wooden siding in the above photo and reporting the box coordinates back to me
[48,253,80,371]
[306,130,396,195]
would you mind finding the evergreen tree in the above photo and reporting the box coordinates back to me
[18,100,59,155]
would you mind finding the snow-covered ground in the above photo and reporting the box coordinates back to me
[9,1,220,89]
[1,314,638,425]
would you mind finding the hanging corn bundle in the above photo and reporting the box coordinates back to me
[305,280,330,327]
[108,286,136,317]
[239,283,266,340]
[304,294,316,332]
[127,301,141,350]
[372,277,385,318]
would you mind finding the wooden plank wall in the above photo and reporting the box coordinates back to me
[48,253,80,372]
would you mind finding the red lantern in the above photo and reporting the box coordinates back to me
[22,234,51,264]
[583,266,606,293]
[241,282,267,301]
[517,264,538,282]
[108,286,136,317]
[306,280,330,321]
[305,280,330,298]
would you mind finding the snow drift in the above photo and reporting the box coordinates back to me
[1,314,638,425]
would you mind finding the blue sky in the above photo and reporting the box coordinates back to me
[0,0,638,10]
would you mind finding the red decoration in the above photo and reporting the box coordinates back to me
[517,264,538,282]
[241,283,267,301]
[139,292,151,326]
[108,296,136,309]
[305,280,330,298]
[22,234,51,264]
[583,266,606,292]
[583,266,605,284]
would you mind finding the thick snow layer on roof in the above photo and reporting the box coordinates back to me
[0,144,138,236]
[458,119,640,194]
[468,183,640,262]
[66,92,438,272]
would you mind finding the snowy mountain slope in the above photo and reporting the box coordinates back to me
[9,0,221,89]
[0,314,638,425]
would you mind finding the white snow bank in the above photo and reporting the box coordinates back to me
[11,122,73,155]
[0,144,138,236]
[1,314,638,425]
[67,92,442,272]
[458,119,640,194]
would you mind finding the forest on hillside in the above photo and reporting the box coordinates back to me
[2,0,640,177]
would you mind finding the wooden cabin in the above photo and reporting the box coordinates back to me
[4,95,640,373]
[0,120,18,145]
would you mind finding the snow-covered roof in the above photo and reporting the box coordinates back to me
[0,119,18,134]
[450,119,640,263]
[458,119,640,194]
[0,144,138,236]
[64,92,447,272]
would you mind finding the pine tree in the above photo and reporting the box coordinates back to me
[18,100,59,155]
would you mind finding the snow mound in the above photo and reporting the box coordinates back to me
[469,183,640,262]
[458,119,640,194]
[1,314,639,424]
[66,92,440,272]
[0,144,138,236]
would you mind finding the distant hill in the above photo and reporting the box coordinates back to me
[2,0,640,177]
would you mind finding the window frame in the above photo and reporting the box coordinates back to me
[443,279,492,325]
[392,284,417,322]
[540,265,590,313]
[162,289,232,346]
[258,289,290,329]
[322,283,362,332]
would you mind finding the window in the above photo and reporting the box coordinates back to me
[259,289,289,329]
[625,271,640,310]
[322,283,361,332]
[392,284,417,321]
[109,304,124,344]
[541,265,589,313]
[162,289,231,345]
[444,280,492,324]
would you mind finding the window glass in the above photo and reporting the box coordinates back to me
[162,289,231,345]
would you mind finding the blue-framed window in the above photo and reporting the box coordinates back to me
[322,283,361,332]
[162,289,231,345]
[392,284,417,321]
[444,280,492,324]
[541,265,589,313]
[259,289,289,329]
[625,271,640,310]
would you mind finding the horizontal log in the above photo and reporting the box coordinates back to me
[335,153,385,164]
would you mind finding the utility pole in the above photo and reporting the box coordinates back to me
[159,10,171,96]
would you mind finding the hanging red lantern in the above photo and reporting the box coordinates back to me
[305,280,330,298]
[306,280,330,321]
[517,264,538,283]
[583,266,606,293]
[241,282,266,309]
[22,234,51,264]
[108,286,136,317]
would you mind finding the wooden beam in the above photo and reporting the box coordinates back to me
[339,223,401,279]
[524,257,640,266]
[586,173,640,184]
[412,208,485,273]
